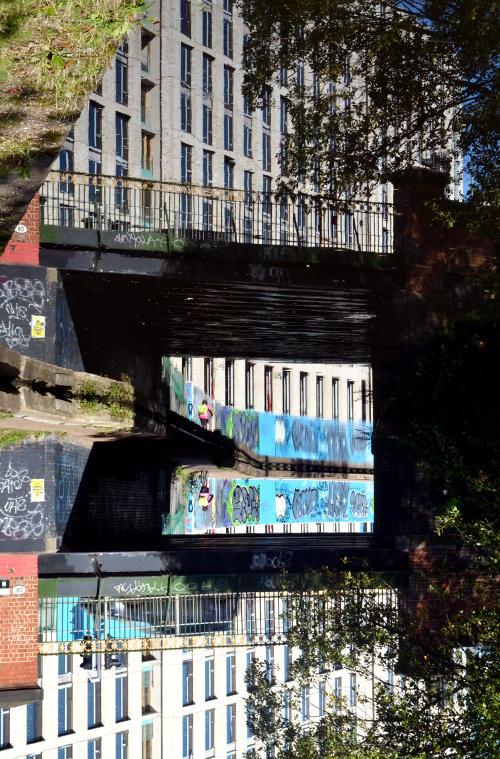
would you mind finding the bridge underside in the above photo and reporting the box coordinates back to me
[61,269,379,366]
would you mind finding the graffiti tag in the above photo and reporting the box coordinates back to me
[291,419,318,454]
[0,278,45,349]
[250,550,293,571]
[350,490,369,518]
[232,485,260,525]
[291,487,318,519]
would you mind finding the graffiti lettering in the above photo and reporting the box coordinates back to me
[231,411,259,450]
[0,278,45,311]
[291,487,318,519]
[325,481,349,520]
[113,579,170,596]
[0,511,43,539]
[350,429,371,455]
[350,490,369,518]
[232,485,260,525]
[250,550,293,571]
[291,419,318,454]
[249,263,292,284]
[0,464,30,495]
[325,429,349,461]
[113,232,167,250]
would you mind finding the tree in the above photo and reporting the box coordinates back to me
[238,1,499,233]
[0,0,147,252]
[246,569,500,758]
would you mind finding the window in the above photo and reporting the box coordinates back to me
[245,362,254,409]
[141,31,152,74]
[59,204,74,227]
[316,376,324,417]
[205,656,215,700]
[301,686,310,722]
[116,731,128,759]
[226,704,236,744]
[88,159,101,204]
[0,708,9,748]
[181,44,192,87]
[264,366,273,412]
[350,673,357,708]
[347,381,354,420]
[284,644,291,681]
[205,709,215,750]
[361,379,367,421]
[203,150,213,186]
[141,84,151,126]
[300,372,308,416]
[224,113,233,150]
[58,747,72,759]
[244,123,252,157]
[202,1,212,47]
[182,714,193,758]
[88,102,102,150]
[142,722,153,759]
[88,738,101,759]
[334,676,342,712]
[141,132,153,172]
[203,104,213,144]
[116,59,128,104]
[27,701,42,743]
[181,92,191,132]
[182,357,192,382]
[203,54,212,94]
[332,378,339,419]
[224,157,233,189]
[183,659,193,705]
[59,149,74,193]
[243,95,251,117]
[180,0,191,36]
[142,669,153,714]
[297,60,304,88]
[265,646,274,683]
[262,89,271,127]
[116,673,128,721]
[181,143,192,183]
[319,681,325,716]
[58,684,72,735]
[116,114,129,160]
[224,67,233,108]
[282,369,290,414]
[204,357,214,397]
[223,18,233,58]
[225,360,234,406]
[262,132,271,171]
[226,653,236,695]
[284,690,291,725]
[88,679,101,728]
[280,97,287,134]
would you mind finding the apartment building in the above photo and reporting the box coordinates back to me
[172,357,372,422]
[1,589,389,759]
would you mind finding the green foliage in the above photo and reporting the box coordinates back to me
[78,378,133,421]
[245,570,500,758]
[238,0,499,236]
[0,429,47,448]
[0,0,146,175]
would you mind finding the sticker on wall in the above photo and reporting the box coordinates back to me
[0,579,10,596]
[30,479,45,502]
[15,224,27,234]
[31,315,46,338]
[13,584,26,595]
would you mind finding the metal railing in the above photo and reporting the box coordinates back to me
[38,591,291,652]
[40,171,396,254]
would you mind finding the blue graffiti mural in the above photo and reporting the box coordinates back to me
[166,476,374,535]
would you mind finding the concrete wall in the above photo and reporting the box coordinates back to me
[0,436,90,553]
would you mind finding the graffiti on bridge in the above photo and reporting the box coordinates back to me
[0,462,45,541]
[0,277,45,350]
[225,482,260,526]
[217,407,259,450]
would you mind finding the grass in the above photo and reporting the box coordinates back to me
[0,0,147,176]
[0,429,47,448]
[78,379,133,421]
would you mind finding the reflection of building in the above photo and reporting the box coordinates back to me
[1,584,389,759]
[171,357,372,422]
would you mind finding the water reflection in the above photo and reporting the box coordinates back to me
[163,356,374,537]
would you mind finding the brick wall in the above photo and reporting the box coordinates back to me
[2,192,40,266]
[0,554,38,689]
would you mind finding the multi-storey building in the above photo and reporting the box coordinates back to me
[1,585,390,759]
[172,357,372,422]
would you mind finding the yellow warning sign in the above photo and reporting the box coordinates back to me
[31,315,46,338]
[30,479,45,502]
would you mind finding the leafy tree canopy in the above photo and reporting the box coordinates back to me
[238,0,499,227]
